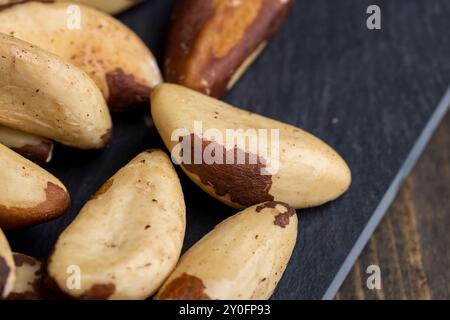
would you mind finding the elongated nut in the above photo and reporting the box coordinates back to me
[0,228,15,298]
[165,0,293,97]
[0,1,162,112]
[151,83,351,209]
[0,33,112,149]
[0,144,70,230]
[47,150,186,300]
[0,125,53,165]
[156,201,298,300]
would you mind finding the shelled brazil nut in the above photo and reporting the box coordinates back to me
[0,33,112,149]
[156,201,298,300]
[165,0,293,97]
[0,144,70,230]
[151,83,351,209]
[47,150,186,300]
[0,1,162,112]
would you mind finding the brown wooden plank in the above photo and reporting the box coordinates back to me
[336,111,450,300]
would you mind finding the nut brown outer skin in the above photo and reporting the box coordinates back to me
[156,273,210,300]
[79,284,116,300]
[165,0,294,97]
[106,68,152,113]
[0,125,54,165]
[6,253,70,300]
[11,142,53,166]
[0,182,70,230]
[256,201,295,228]
[181,134,274,207]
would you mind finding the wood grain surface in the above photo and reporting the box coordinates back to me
[337,111,450,300]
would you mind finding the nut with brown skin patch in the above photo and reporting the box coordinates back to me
[106,68,152,112]
[0,182,70,230]
[8,250,76,301]
[256,201,296,228]
[165,0,294,97]
[80,284,116,300]
[151,84,352,210]
[0,144,70,230]
[13,253,37,267]
[182,134,274,207]
[47,150,186,300]
[156,273,210,300]
[11,142,53,166]
[155,203,298,300]
[5,253,47,300]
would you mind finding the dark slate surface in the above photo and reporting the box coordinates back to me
[6,0,450,299]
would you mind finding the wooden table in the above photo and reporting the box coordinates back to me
[337,111,450,299]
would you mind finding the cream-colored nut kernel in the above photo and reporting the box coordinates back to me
[0,144,70,230]
[48,150,186,300]
[156,202,298,300]
[0,33,112,149]
[151,83,352,209]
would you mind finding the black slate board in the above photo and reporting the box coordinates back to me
[6,0,450,300]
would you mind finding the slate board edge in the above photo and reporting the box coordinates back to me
[322,85,450,300]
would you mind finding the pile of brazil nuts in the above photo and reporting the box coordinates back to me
[0,0,352,300]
